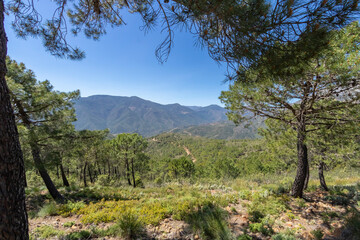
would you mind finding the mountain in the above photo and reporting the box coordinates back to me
[170,118,265,140]
[74,95,228,137]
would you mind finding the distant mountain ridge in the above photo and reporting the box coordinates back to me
[74,95,228,137]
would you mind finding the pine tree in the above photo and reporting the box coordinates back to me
[7,57,79,202]
[220,22,360,197]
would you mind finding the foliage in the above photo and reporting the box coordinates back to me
[311,229,324,240]
[115,211,144,240]
[37,202,58,217]
[63,221,75,228]
[185,202,232,240]
[220,22,360,197]
[167,156,195,179]
[32,225,65,239]
[65,230,91,240]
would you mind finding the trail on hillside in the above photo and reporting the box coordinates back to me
[183,146,197,163]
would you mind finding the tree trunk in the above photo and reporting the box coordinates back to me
[83,162,87,187]
[303,162,310,191]
[107,160,111,178]
[125,155,132,186]
[131,159,136,188]
[31,143,64,203]
[88,165,94,184]
[0,1,29,237]
[291,118,309,198]
[60,162,70,187]
[56,165,59,178]
[318,161,329,191]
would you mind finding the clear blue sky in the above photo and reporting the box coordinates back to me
[5,6,229,107]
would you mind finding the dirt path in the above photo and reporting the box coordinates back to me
[183,146,197,162]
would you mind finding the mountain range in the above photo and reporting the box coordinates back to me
[74,95,230,137]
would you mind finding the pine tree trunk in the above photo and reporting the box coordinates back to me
[83,162,87,187]
[0,1,29,237]
[303,162,310,190]
[125,156,132,186]
[88,165,93,183]
[291,118,309,198]
[131,159,136,188]
[31,143,64,203]
[60,162,70,187]
[318,161,329,191]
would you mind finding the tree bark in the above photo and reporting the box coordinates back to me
[291,118,309,198]
[83,162,87,187]
[30,142,64,203]
[318,161,329,191]
[0,1,29,237]
[88,164,93,183]
[131,159,136,188]
[303,162,310,191]
[60,162,70,187]
[125,154,132,186]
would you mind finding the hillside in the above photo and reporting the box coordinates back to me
[74,95,228,137]
[171,118,265,139]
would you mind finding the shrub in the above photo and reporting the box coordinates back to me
[65,230,91,240]
[311,229,324,240]
[186,202,232,240]
[272,233,296,240]
[63,221,75,228]
[96,174,110,186]
[58,201,86,217]
[115,211,144,240]
[32,225,64,239]
[37,202,58,217]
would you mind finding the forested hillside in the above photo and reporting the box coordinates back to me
[171,118,265,139]
[74,95,228,137]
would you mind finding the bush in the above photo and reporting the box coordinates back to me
[116,211,144,240]
[311,229,324,240]
[186,202,232,240]
[65,230,91,240]
[272,233,296,240]
[37,202,58,217]
[58,201,86,217]
[32,225,64,239]
[96,174,110,186]
[63,221,75,228]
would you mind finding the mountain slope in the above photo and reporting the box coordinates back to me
[171,118,265,140]
[74,95,228,137]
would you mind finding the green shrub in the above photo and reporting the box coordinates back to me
[111,211,144,240]
[96,174,110,186]
[237,234,252,240]
[37,202,58,217]
[63,221,75,228]
[135,176,144,188]
[186,202,232,240]
[272,233,296,240]
[311,229,324,240]
[345,211,360,239]
[65,230,91,240]
[32,225,64,239]
[58,201,86,217]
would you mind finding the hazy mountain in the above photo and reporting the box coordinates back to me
[74,95,228,137]
[170,118,265,140]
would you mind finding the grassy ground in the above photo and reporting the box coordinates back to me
[27,168,360,240]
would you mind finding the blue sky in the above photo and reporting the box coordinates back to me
[5,6,228,107]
